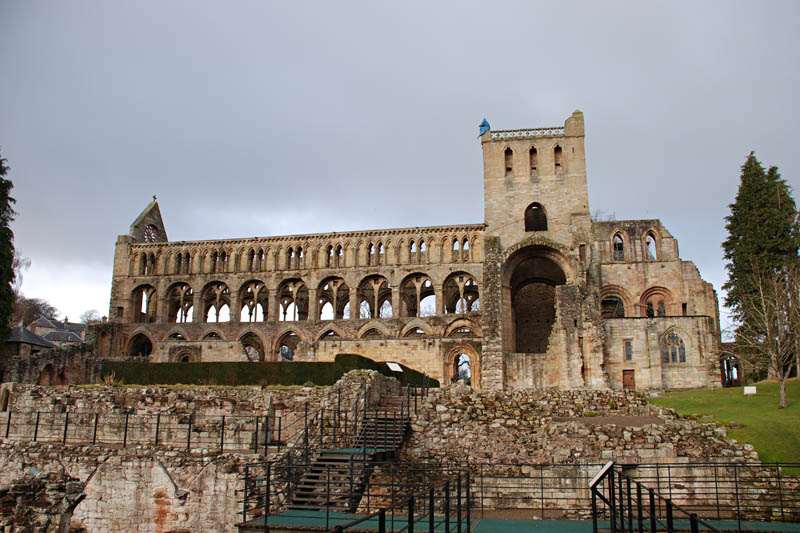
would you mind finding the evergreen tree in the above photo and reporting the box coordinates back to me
[0,152,16,342]
[722,153,799,322]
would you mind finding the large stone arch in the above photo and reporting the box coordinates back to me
[444,344,481,388]
[502,245,570,353]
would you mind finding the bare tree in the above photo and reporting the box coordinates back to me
[79,309,100,324]
[730,259,799,408]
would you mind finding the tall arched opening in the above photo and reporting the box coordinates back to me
[444,345,481,388]
[503,246,568,353]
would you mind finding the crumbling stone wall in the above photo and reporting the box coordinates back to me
[0,370,399,532]
[402,385,758,466]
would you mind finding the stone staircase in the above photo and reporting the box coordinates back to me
[287,395,410,512]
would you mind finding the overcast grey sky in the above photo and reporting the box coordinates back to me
[1,1,798,327]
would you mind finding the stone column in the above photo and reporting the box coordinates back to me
[479,237,505,390]
[308,288,319,321]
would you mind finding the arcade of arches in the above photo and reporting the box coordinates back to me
[105,112,722,391]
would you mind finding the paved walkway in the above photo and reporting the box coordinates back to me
[239,510,800,532]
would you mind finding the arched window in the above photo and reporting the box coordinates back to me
[504,147,513,176]
[378,243,385,264]
[613,234,625,261]
[524,203,547,232]
[554,145,563,170]
[335,245,344,267]
[660,331,686,363]
[529,146,538,175]
[645,232,657,260]
[325,245,333,268]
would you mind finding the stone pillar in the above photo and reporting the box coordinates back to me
[230,290,241,323]
[350,289,359,321]
[479,237,505,390]
[308,288,319,321]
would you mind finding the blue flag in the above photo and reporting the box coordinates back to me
[478,118,490,137]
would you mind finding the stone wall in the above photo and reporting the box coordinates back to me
[0,370,400,532]
[402,385,758,466]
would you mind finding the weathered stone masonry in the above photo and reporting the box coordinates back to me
[99,111,721,391]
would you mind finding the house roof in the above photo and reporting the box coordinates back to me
[33,316,58,329]
[7,326,57,349]
[42,331,82,343]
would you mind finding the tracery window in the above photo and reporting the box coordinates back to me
[660,331,686,363]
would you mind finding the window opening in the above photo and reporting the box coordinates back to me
[524,203,547,231]
[554,145,563,169]
[613,234,624,261]
[504,148,513,176]
[660,331,686,363]
[453,353,471,385]
[645,232,657,260]
[624,340,633,361]
[529,146,538,174]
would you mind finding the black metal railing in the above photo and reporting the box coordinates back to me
[591,461,800,532]
[240,380,433,525]
[238,462,469,532]
[0,409,282,454]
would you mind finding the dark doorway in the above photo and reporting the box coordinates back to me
[507,250,567,353]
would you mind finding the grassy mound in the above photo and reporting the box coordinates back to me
[649,379,799,468]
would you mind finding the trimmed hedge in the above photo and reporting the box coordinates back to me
[101,353,439,388]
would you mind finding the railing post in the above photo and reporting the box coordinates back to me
[408,495,414,533]
[665,499,673,533]
[62,412,69,445]
[287,454,293,504]
[713,462,721,520]
[264,462,271,533]
[626,476,633,533]
[243,465,249,525]
[636,482,643,533]
[444,481,450,532]
[326,464,331,529]
[155,413,160,447]
[253,416,259,452]
[186,414,192,451]
[609,472,616,533]
[264,415,269,459]
[690,513,699,533]
[648,488,656,533]
[320,408,325,451]
[734,463,741,532]
[123,413,129,448]
[429,486,435,533]
[33,411,40,442]
[379,508,386,533]
[777,465,785,521]
[277,416,282,451]
[220,415,225,452]
[92,413,98,445]
[304,404,309,466]
[466,471,471,532]
[591,486,598,533]
[457,473,462,533]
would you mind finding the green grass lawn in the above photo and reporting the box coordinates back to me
[648,379,800,467]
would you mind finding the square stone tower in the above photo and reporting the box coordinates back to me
[481,110,590,250]
[478,111,607,390]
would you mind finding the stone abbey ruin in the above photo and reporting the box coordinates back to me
[104,110,720,391]
[2,112,789,533]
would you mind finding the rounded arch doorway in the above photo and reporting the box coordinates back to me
[444,345,480,388]
[503,246,569,353]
